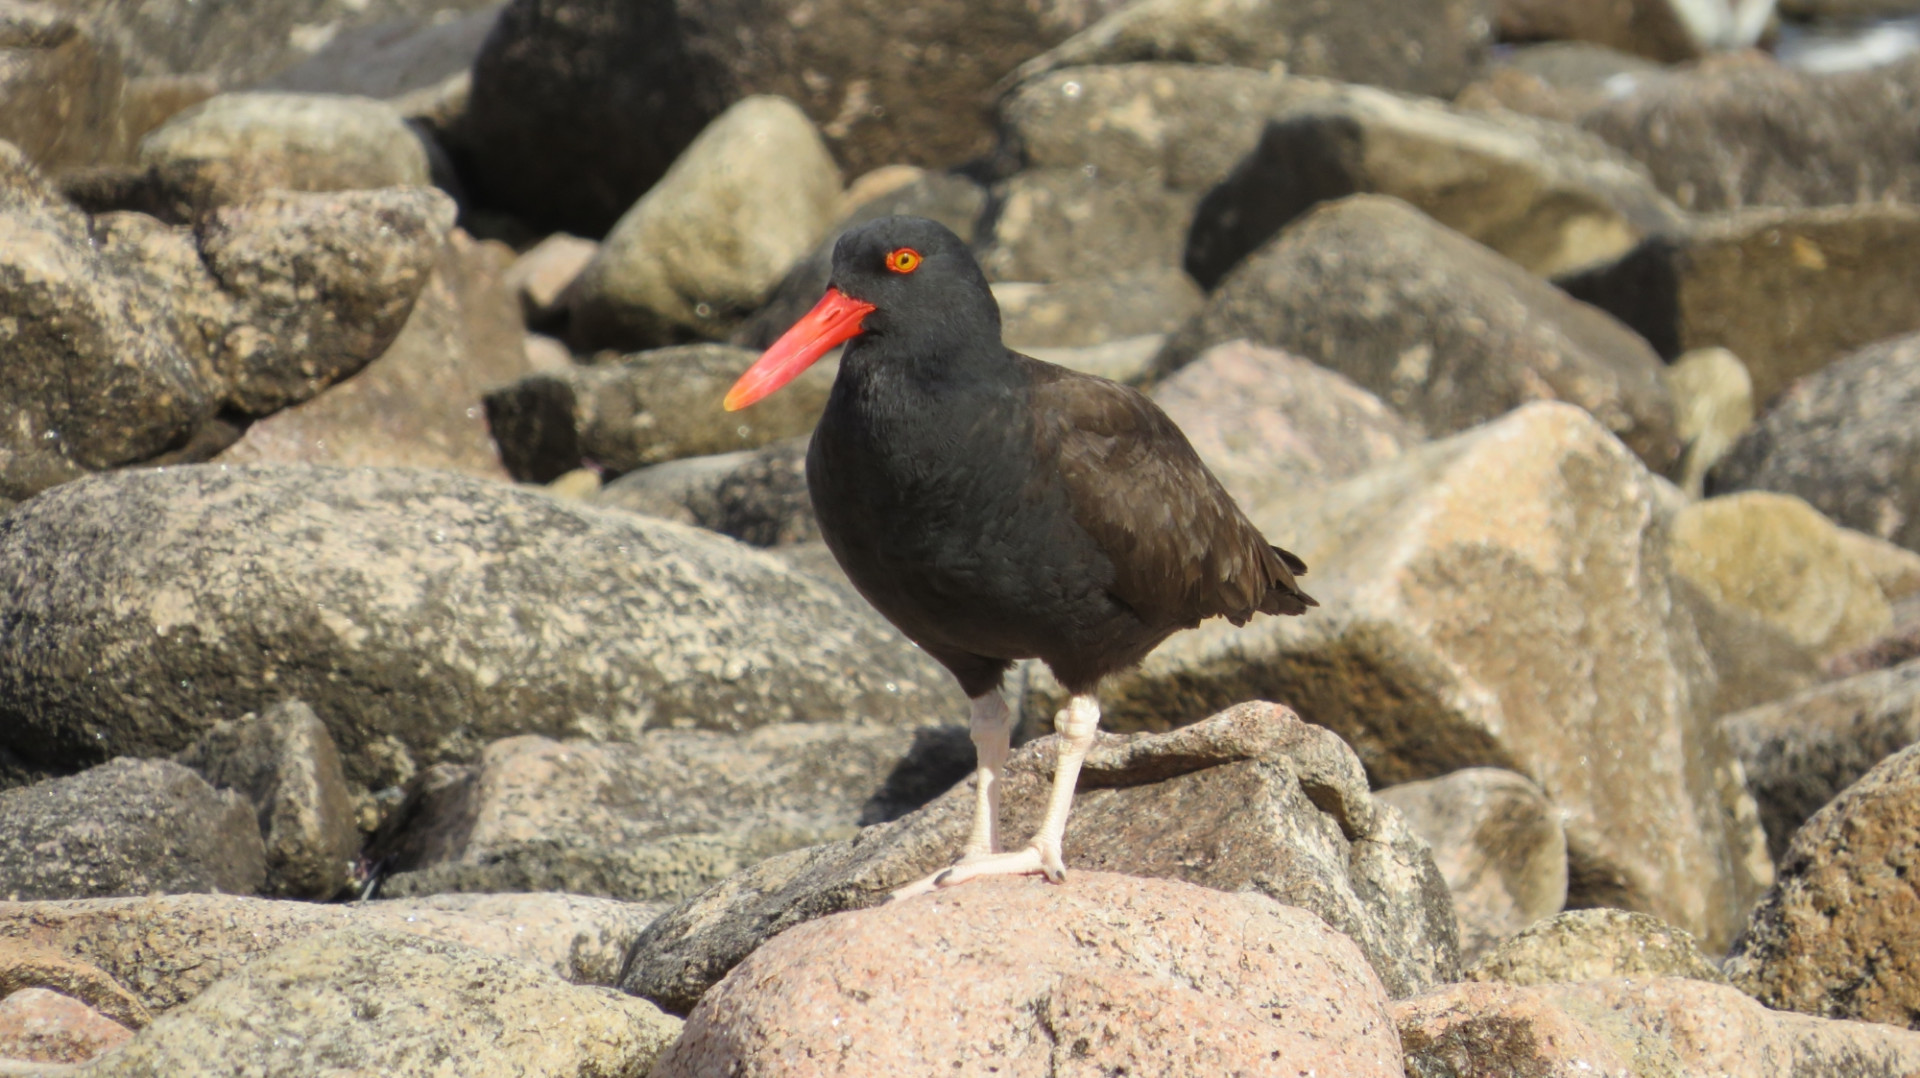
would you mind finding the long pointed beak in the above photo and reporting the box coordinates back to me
[724,288,877,411]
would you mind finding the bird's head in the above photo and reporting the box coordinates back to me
[724,215,998,411]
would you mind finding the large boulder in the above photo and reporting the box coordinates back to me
[1464,908,1728,987]
[1709,331,1920,554]
[0,985,132,1066]
[1065,403,1772,951]
[0,465,950,793]
[624,702,1460,1012]
[1726,740,1920,1028]
[1158,195,1681,475]
[653,873,1404,1078]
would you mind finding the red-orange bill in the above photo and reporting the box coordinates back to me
[723,288,876,411]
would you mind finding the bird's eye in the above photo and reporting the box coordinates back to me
[885,247,922,274]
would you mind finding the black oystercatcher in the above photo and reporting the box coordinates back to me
[725,217,1315,897]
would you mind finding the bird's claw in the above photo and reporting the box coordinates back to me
[888,845,1066,901]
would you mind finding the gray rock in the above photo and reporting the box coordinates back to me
[1676,573,1824,719]
[1011,0,1493,100]
[1147,340,1420,510]
[0,759,265,901]
[260,5,504,100]
[1183,82,1687,286]
[600,438,817,548]
[1454,42,1673,124]
[1664,347,1755,497]
[1561,203,1920,406]
[992,270,1203,350]
[173,701,360,901]
[1721,659,1920,863]
[77,929,681,1076]
[0,464,950,793]
[568,96,842,351]
[374,722,972,903]
[1709,330,1920,553]
[1022,335,1168,384]
[136,92,431,213]
[484,344,829,482]
[1159,195,1682,475]
[623,701,1460,1013]
[1466,907,1727,986]
[978,168,1193,283]
[1377,768,1568,965]
[503,232,596,325]
[0,3,127,170]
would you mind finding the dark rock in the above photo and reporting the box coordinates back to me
[600,438,817,548]
[0,2,127,169]
[1160,195,1681,474]
[622,702,1460,1013]
[0,759,265,901]
[1721,659,1920,863]
[174,700,360,901]
[0,464,950,792]
[993,270,1202,350]
[1709,331,1920,553]
[1465,908,1728,986]
[1726,740,1920,1029]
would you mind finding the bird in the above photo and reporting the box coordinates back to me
[724,216,1315,898]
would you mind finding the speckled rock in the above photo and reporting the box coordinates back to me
[374,723,972,903]
[0,987,133,1065]
[1159,196,1681,475]
[624,702,1459,1012]
[0,3,127,170]
[0,938,149,1031]
[655,873,1403,1078]
[0,759,264,901]
[1465,908,1727,987]
[73,929,681,1077]
[991,270,1203,349]
[1726,740,1920,1028]
[0,892,666,1014]
[0,465,949,792]
[1377,768,1567,965]
[599,438,817,548]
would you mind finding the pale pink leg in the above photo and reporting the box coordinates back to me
[959,692,1012,861]
[892,694,1099,900]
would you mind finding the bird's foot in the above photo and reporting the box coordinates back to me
[889,844,1065,901]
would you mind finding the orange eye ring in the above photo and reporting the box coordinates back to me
[886,247,923,274]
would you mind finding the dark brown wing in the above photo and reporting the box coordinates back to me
[1025,357,1316,629]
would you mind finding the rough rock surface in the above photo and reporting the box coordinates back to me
[0,892,665,1014]
[0,3,127,170]
[598,439,817,548]
[654,873,1404,1078]
[1159,195,1681,474]
[992,271,1203,349]
[1465,908,1728,987]
[374,723,972,903]
[0,938,150,1031]
[74,929,681,1077]
[1726,740,1920,1028]
[568,96,841,351]
[1562,203,1920,405]
[0,465,948,792]
[0,986,133,1065]
[1075,403,1772,952]
[1493,0,1704,62]
[0,759,265,901]
[1709,331,1920,553]
[1377,768,1567,965]
[624,702,1460,1012]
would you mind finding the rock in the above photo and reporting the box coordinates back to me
[1012,0,1493,100]
[1561,203,1920,405]
[1494,0,1705,61]
[1159,195,1682,474]
[0,939,150,1031]
[373,723,972,903]
[1837,529,1920,603]
[1022,336,1167,384]
[484,344,828,483]
[0,3,127,170]
[1709,330,1920,553]
[568,96,841,351]
[171,701,359,901]
[259,5,504,100]
[503,231,595,324]
[0,465,949,792]
[1184,82,1687,287]
[1377,768,1568,965]
[1676,569,1825,718]
[624,702,1459,1012]
[1070,403,1772,951]
[977,168,1193,283]
[1579,54,1920,212]
[0,892,665,1013]
[0,986,134,1065]
[1397,977,1920,1078]
[991,270,1203,349]
[136,92,431,213]
[1722,659,1920,862]
[1668,491,1892,658]
[1465,908,1728,986]
[1147,340,1420,510]
[1728,739,1920,1027]
[653,873,1403,1078]
[0,759,265,901]
[1664,346,1755,496]
[600,439,818,548]
[81,928,680,1077]
[460,0,1119,234]
[215,228,526,479]
[1455,42,1670,124]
